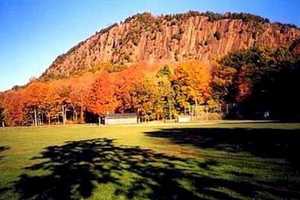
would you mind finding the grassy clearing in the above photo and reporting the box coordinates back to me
[0,122,300,200]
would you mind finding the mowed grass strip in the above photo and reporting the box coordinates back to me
[0,122,300,200]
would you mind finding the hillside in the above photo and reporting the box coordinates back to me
[40,11,300,80]
[1,11,300,126]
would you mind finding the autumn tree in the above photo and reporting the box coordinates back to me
[69,74,95,123]
[0,93,5,127]
[172,65,193,113]
[43,83,61,124]
[2,90,25,126]
[130,77,160,121]
[86,73,118,125]
[212,46,300,119]
[114,67,143,113]
[54,82,72,125]
[172,61,211,115]
[129,65,176,121]
[211,63,237,104]
[0,107,4,127]
[22,82,48,126]
[155,65,176,120]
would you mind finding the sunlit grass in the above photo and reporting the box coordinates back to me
[0,122,300,199]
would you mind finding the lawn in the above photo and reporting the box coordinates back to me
[0,121,300,200]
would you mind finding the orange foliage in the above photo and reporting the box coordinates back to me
[86,72,118,116]
[68,73,96,122]
[113,66,144,113]
[23,81,48,109]
[176,60,212,104]
[2,90,24,126]
[0,61,215,126]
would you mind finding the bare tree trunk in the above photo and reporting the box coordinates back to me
[168,100,172,120]
[37,111,39,126]
[80,92,84,124]
[206,105,209,121]
[37,114,40,126]
[98,116,101,127]
[40,112,42,125]
[74,111,77,121]
[48,115,51,125]
[80,107,83,123]
[61,108,63,125]
[195,99,198,118]
[71,105,76,121]
[65,107,67,124]
[194,99,199,120]
[62,105,66,125]
[34,108,37,127]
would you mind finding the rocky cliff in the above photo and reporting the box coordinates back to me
[41,11,300,80]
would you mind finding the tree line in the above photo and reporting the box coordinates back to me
[0,61,213,126]
[212,47,300,120]
[0,46,299,126]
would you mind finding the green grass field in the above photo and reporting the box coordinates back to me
[0,121,300,200]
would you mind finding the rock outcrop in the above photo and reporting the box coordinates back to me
[41,11,300,80]
[290,38,300,56]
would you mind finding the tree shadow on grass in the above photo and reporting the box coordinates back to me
[13,138,300,200]
[0,145,10,197]
[0,145,9,161]
[0,146,9,152]
[145,127,300,168]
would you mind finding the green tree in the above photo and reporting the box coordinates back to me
[131,65,176,121]
[212,46,299,119]
[156,65,176,120]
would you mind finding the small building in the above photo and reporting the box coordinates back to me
[104,113,138,125]
[177,115,191,123]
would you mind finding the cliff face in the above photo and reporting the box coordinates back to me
[290,39,300,56]
[41,12,300,80]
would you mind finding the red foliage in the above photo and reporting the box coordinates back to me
[22,82,48,109]
[2,90,25,126]
[113,66,144,113]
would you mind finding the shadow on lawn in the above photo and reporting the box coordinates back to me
[0,146,10,196]
[0,146,9,160]
[146,127,300,168]
[13,136,300,200]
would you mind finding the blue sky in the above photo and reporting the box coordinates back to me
[0,0,299,91]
